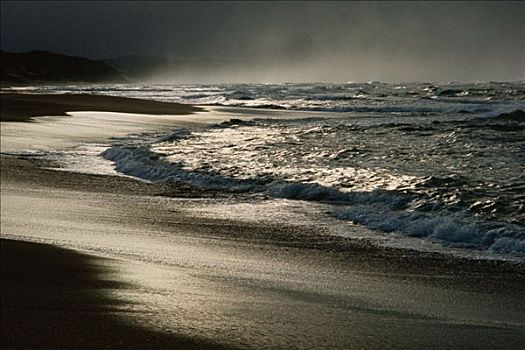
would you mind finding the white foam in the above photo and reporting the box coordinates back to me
[102,144,525,257]
[336,206,525,255]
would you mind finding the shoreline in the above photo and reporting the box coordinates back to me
[2,94,525,349]
[0,239,232,350]
[3,155,523,279]
[3,157,524,348]
[0,92,203,121]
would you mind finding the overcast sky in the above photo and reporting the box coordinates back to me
[1,1,524,82]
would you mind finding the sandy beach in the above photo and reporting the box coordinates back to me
[0,93,202,121]
[1,94,525,349]
[1,239,232,349]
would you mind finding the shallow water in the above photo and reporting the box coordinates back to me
[5,82,525,258]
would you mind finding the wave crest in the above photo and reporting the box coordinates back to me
[102,143,524,256]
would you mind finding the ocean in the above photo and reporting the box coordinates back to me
[9,82,525,260]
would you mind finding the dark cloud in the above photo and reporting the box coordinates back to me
[1,1,524,82]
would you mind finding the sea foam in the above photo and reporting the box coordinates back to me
[102,142,525,256]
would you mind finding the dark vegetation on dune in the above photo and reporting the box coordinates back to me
[103,55,174,81]
[0,50,228,85]
[1,51,126,85]
[102,54,233,81]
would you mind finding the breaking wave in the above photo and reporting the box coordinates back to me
[102,143,525,256]
[24,81,523,258]
[14,82,525,117]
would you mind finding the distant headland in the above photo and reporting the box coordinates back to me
[1,51,126,85]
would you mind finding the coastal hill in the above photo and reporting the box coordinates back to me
[102,55,234,82]
[1,50,238,84]
[1,51,126,85]
[103,55,176,81]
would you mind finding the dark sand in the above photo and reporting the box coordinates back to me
[0,239,232,350]
[0,93,202,121]
[1,95,525,349]
[2,155,525,349]
[1,155,523,280]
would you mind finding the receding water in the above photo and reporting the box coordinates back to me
[7,82,525,257]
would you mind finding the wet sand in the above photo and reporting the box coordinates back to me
[1,239,231,350]
[1,95,525,349]
[0,93,202,121]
